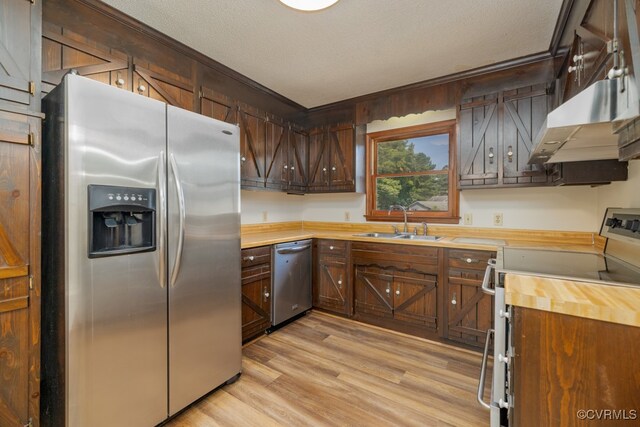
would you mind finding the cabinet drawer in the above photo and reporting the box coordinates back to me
[318,239,348,256]
[241,246,271,268]
[448,249,495,270]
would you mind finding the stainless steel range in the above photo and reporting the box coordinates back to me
[477,208,640,427]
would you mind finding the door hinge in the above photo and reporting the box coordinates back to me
[28,81,36,96]
[28,132,34,146]
[24,418,33,427]
[29,275,33,290]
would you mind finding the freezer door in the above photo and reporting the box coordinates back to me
[167,105,242,415]
[63,75,168,426]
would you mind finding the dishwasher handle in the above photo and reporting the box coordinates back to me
[276,245,311,254]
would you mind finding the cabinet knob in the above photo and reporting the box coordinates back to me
[338,276,343,288]
[115,77,125,87]
[329,246,334,250]
[507,145,513,162]
[331,166,336,171]
[385,287,391,294]
[243,255,254,261]
[284,165,288,169]
[488,147,494,164]
[322,167,327,172]
[466,258,472,263]
[395,289,400,296]
[451,292,457,305]
[241,156,246,162]
[290,165,295,170]
[264,292,270,298]
[137,84,146,94]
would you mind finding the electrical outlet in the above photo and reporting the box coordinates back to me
[463,213,473,225]
[493,212,503,227]
[344,211,351,222]
[262,211,268,222]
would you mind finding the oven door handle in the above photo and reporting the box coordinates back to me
[477,328,495,410]
[481,258,497,295]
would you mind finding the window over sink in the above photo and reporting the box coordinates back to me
[365,120,459,223]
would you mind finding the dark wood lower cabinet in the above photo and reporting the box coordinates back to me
[313,240,351,316]
[241,246,272,342]
[443,249,495,349]
[512,307,640,427]
[352,242,440,339]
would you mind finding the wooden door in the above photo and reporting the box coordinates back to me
[42,24,129,95]
[445,249,495,348]
[0,0,39,112]
[200,86,237,124]
[241,263,271,342]
[458,94,499,187]
[132,59,194,111]
[307,127,330,191]
[264,115,288,191]
[392,271,437,330]
[315,255,349,315]
[354,265,393,319]
[0,111,34,427]
[238,105,266,188]
[287,126,308,192]
[502,85,549,185]
[327,124,354,190]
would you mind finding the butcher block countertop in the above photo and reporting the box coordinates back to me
[241,221,605,253]
[505,274,640,327]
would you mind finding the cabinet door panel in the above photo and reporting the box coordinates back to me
[200,87,237,124]
[0,0,35,110]
[265,118,288,190]
[307,128,329,190]
[132,60,194,111]
[238,107,266,188]
[328,124,354,189]
[393,272,437,330]
[354,266,393,318]
[459,96,499,187]
[446,269,493,347]
[241,264,271,341]
[288,128,308,191]
[502,85,548,184]
[316,256,348,314]
[42,25,129,95]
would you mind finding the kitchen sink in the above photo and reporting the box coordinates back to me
[353,232,401,238]
[396,234,444,241]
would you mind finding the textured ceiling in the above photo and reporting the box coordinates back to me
[102,0,563,108]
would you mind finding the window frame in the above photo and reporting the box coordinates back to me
[365,120,459,223]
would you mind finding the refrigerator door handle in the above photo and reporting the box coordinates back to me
[169,153,186,287]
[158,150,167,288]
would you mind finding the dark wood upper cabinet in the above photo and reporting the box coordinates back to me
[0,0,40,113]
[458,83,551,188]
[200,86,237,124]
[238,104,267,189]
[42,24,129,95]
[307,123,357,193]
[131,59,194,111]
[264,115,288,191]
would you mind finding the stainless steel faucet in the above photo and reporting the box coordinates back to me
[421,222,428,236]
[388,205,409,233]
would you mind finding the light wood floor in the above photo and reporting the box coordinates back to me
[166,311,490,426]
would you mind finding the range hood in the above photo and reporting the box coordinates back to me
[529,75,639,164]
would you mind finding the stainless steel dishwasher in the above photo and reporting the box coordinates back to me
[271,239,312,327]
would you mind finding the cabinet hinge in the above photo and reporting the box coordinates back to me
[28,132,34,146]
[28,81,35,96]
[198,89,203,99]
[29,275,33,290]
[24,418,33,427]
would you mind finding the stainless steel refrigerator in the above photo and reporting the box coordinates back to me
[41,74,242,426]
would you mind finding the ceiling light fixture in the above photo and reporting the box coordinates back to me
[279,0,339,12]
